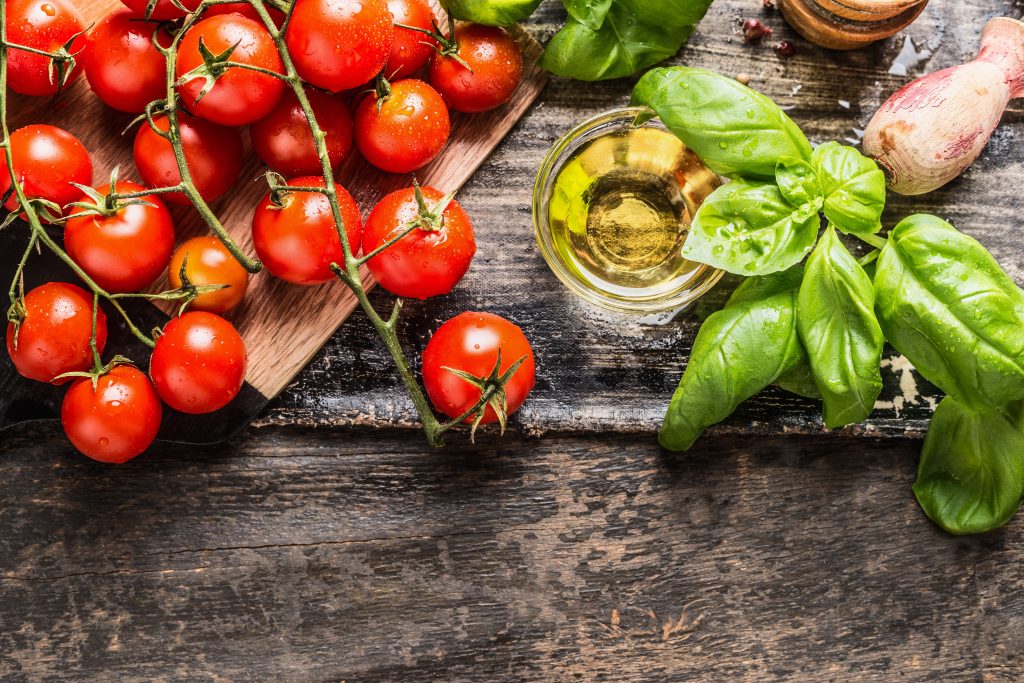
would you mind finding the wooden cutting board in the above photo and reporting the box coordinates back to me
[0,0,547,443]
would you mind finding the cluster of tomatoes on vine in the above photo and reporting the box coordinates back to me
[2,0,536,462]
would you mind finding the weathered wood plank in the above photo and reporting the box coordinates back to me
[1,421,1021,680]
[260,0,1024,439]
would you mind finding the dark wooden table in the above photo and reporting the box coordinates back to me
[4,1,1024,680]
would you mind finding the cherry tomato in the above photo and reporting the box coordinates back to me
[64,181,175,294]
[6,0,86,96]
[285,0,394,92]
[133,113,243,205]
[149,311,246,414]
[251,176,362,285]
[0,124,91,215]
[385,0,436,79]
[361,185,474,298]
[168,236,249,314]
[176,15,286,126]
[118,0,199,22]
[249,87,353,177]
[204,2,286,25]
[422,312,535,425]
[5,282,107,384]
[83,9,168,114]
[61,364,162,463]
[429,24,522,113]
[354,79,449,173]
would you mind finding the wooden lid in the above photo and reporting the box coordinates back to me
[816,0,925,22]
[779,0,929,50]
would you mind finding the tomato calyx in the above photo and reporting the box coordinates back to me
[0,196,62,230]
[408,179,455,232]
[371,75,393,112]
[63,167,159,219]
[262,170,303,209]
[395,15,471,71]
[16,25,91,95]
[54,354,135,390]
[442,348,529,440]
[174,36,245,105]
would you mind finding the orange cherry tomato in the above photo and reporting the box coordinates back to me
[168,236,249,314]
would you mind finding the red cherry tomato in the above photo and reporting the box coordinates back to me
[168,236,249,314]
[0,124,92,215]
[204,2,286,25]
[118,0,199,22]
[149,311,246,414]
[61,364,162,463]
[250,87,353,177]
[285,0,394,92]
[133,113,243,205]
[422,312,535,425]
[354,79,449,173]
[251,176,362,285]
[64,181,176,294]
[361,185,474,298]
[5,0,86,96]
[429,24,522,113]
[385,0,437,79]
[176,15,286,126]
[5,282,107,384]
[82,9,168,114]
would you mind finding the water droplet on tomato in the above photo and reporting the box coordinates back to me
[40,3,56,15]
[99,437,109,446]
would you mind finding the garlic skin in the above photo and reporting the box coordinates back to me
[864,17,1024,196]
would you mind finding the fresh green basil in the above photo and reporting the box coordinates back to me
[441,0,543,25]
[563,0,612,29]
[874,214,1024,410]
[775,157,821,209]
[539,0,713,81]
[775,358,822,399]
[683,179,821,276]
[660,269,804,451]
[797,226,884,427]
[631,67,813,179]
[914,397,1024,535]
[811,142,886,235]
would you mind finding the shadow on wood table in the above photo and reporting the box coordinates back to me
[1,423,1020,681]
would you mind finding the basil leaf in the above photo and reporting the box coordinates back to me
[775,358,822,399]
[915,397,1024,535]
[441,0,542,25]
[564,0,612,29]
[874,214,1024,409]
[660,269,804,451]
[776,157,821,208]
[683,179,821,276]
[540,0,713,81]
[798,226,884,427]
[811,142,886,235]
[631,66,813,178]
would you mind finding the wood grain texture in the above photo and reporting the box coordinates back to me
[256,0,1024,442]
[6,0,548,399]
[2,420,1022,681]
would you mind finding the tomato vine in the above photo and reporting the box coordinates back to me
[0,0,512,447]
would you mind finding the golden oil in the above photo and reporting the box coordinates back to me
[542,122,721,308]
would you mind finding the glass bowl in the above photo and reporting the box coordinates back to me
[532,107,723,314]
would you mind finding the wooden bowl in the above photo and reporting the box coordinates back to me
[778,0,929,50]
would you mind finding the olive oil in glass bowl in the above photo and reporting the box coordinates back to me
[533,107,723,313]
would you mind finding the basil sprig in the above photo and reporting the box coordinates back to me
[642,68,1024,535]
